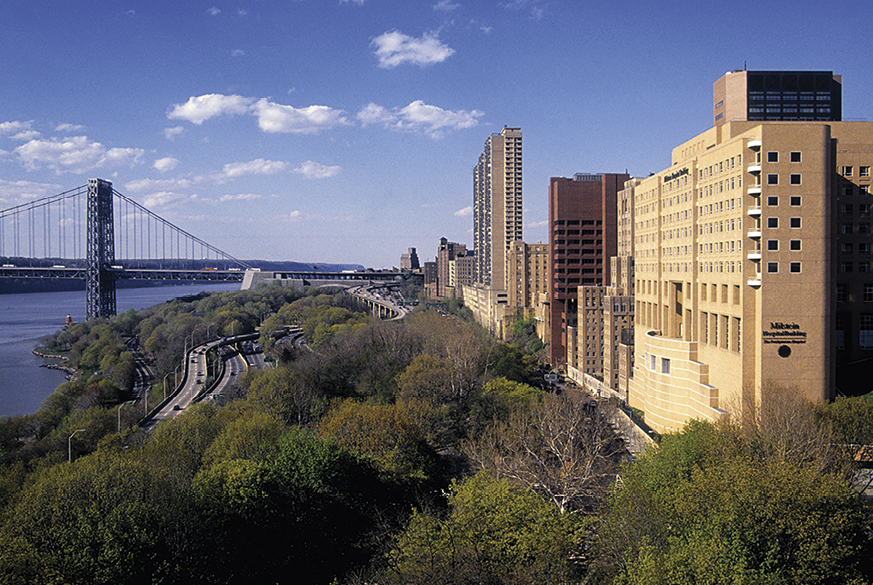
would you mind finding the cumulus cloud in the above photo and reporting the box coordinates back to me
[143,191,196,208]
[0,120,34,135]
[125,177,198,192]
[12,131,41,141]
[231,49,245,57]
[167,94,254,125]
[357,100,482,138]
[14,136,144,173]
[371,30,455,68]
[454,206,472,217]
[207,6,221,16]
[163,126,185,140]
[434,0,461,11]
[55,123,85,133]
[0,179,65,204]
[219,193,263,202]
[292,161,341,179]
[250,99,350,134]
[221,158,288,178]
[153,157,179,172]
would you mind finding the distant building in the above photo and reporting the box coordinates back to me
[474,127,523,288]
[548,172,629,367]
[713,70,842,127]
[401,247,420,271]
[506,240,550,318]
[436,238,467,300]
[450,251,475,292]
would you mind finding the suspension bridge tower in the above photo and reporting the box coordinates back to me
[86,178,116,319]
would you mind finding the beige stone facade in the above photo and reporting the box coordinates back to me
[506,240,549,315]
[630,120,873,433]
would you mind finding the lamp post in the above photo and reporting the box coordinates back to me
[68,429,85,463]
[117,401,134,433]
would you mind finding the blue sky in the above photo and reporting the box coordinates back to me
[1,0,871,268]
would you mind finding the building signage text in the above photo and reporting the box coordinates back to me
[763,322,807,344]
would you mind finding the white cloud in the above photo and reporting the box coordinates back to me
[163,126,185,140]
[237,8,248,16]
[125,177,197,192]
[167,94,254,125]
[55,123,85,133]
[357,100,482,138]
[219,193,263,202]
[153,157,179,172]
[221,158,288,178]
[13,136,144,173]
[434,0,461,11]
[526,219,548,228]
[339,0,365,5]
[207,6,221,16]
[454,206,472,217]
[371,30,455,68]
[292,161,341,179]
[0,120,34,135]
[250,99,350,134]
[143,191,194,208]
[0,179,65,203]
[231,49,245,57]
[11,131,41,141]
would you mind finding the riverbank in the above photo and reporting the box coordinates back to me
[31,348,79,381]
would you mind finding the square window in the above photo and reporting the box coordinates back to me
[790,152,801,163]
[790,217,801,228]
[790,196,801,206]
[790,174,801,185]
[843,243,854,254]
[842,262,854,273]
[861,243,871,254]
[837,284,847,302]
[661,357,671,374]
[865,284,873,302]
[843,166,853,177]
[790,239,802,251]
[861,204,871,214]
[842,223,853,234]
[767,196,779,206]
[861,166,870,177]
[767,174,779,185]
[767,152,779,163]
[861,223,871,234]
[790,262,801,273]
[844,186,855,197]
[862,186,870,196]
[768,240,779,251]
[768,217,779,228]
[862,262,871,273]
[842,204,854,215]
[767,262,779,273]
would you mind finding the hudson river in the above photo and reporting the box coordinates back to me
[0,283,239,417]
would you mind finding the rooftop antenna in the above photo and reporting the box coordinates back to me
[744,61,747,71]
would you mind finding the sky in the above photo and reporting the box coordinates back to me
[1,0,871,268]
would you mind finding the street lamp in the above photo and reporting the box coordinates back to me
[117,400,135,433]
[68,429,85,462]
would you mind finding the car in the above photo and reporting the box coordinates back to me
[172,404,181,411]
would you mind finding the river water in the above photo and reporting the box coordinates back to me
[0,283,239,417]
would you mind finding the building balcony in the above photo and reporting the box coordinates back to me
[747,164,762,173]
[747,206,762,217]
[747,139,762,149]
[747,229,762,238]
[747,251,762,261]
[747,277,762,287]
[747,185,762,195]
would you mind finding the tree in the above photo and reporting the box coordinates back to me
[596,419,872,585]
[464,391,626,514]
[383,471,585,585]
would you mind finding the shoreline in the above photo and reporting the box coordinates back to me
[31,348,79,381]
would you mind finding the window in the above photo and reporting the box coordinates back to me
[860,204,870,215]
[661,358,671,374]
[767,174,779,185]
[861,262,870,273]
[767,151,779,163]
[844,186,855,197]
[768,217,779,228]
[837,284,847,302]
[843,243,854,254]
[790,217,801,228]
[768,239,779,251]
[861,166,870,177]
[790,240,801,251]
[650,354,656,370]
[842,262,854,273]
[790,196,801,206]
[843,166,853,177]
[862,186,870,196]
[865,284,873,302]
[861,223,871,234]
[768,196,779,206]
[861,243,870,254]
[790,174,801,185]
[790,262,801,273]
[790,151,802,163]
[836,314,846,350]
[842,223,853,234]
[862,315,873,349]
[842,204,854,215]
[767,262,779,273]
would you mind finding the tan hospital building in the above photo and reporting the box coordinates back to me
[628,71,873,432]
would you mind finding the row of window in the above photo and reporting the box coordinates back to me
[836,283,873,303]
[766,173,802,185]
[842,166,871,177]
[766,262,803,273]
[765,151,803,163]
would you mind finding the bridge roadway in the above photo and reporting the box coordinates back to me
[0,265,246,282]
